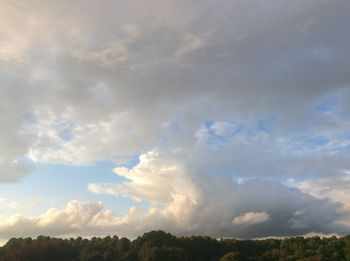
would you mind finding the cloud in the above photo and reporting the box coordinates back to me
[1,1,348,164]
[0,150,348,239]
[88,150,198,204]
[0,198,20,210]
[87,151,349,238]
[232,212,269,226]
[0,0,349,172]
[0,200,114,239]
[172,34,203,64]
[0,177,348,240]
[286,170,350,226]
[0,0,350,238]
[0,158,30,183]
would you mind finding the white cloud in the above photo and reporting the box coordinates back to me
[0,178,347,240]
[87,150,349,238]
[0,198,20,210]
[286,170,350,226]
[0,144,347,239]
[88,150,199,204]
[0,200,120,239]
[210,121,237,136]
[0,0,349,175]
[0,0,350,239]
[232,212,269,225]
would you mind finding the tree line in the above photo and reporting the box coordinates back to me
[0,230,349,260]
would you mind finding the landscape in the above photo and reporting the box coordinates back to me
[1,0,350,260]
[1,230,350,260]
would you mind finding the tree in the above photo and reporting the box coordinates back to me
[220,251,245,261]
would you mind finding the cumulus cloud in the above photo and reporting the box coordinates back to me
[232,212,269,226]
[0,179,347,241]
[0,200,116,239]
[0,0,350,238]
[87,151,349,238]
[0,151,348,240]
[286,170,350,226]
[88,150,198,204]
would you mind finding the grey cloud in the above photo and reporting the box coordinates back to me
[4,0,350,118]
[0,0,350,238]
[0,0,349,179]
[227,179,346,238]
[88,151,349,238]
[0,178,346,240]
[181,176,348,238]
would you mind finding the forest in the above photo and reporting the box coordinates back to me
[0,230,349,261]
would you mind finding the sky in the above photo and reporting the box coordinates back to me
[0,0,350,242]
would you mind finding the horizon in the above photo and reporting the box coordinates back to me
[0,229,346,247]
[1,0,350,243]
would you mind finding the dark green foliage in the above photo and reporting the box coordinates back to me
[0,231,348,261]
[344,235,350,260]
[220,251,246,261]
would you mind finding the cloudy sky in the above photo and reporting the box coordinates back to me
[0,0,350,242]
